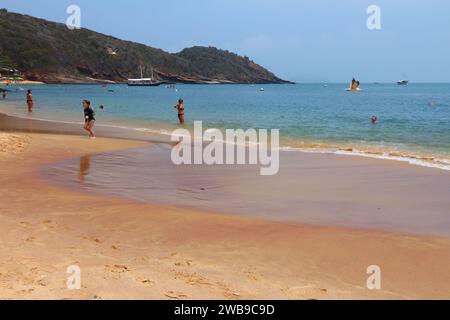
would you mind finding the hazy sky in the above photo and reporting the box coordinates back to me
[2,0,449,82]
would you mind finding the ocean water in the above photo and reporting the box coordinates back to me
[1,83,450,169]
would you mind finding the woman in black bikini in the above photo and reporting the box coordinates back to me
[174,98,185,124]
[26,89,33,112]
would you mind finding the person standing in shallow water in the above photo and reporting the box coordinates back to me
[174,98,185,124]
[26,89,33,112]
[82,100,96,138]
[371,115,378,124]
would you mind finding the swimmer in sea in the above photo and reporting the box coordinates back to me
[174,98,185,124]
[350,78,357,90]
[82,100,96,138]
[26,89,33,112]
[371,115,378,124]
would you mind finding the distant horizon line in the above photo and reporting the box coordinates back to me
[3,8,449,84]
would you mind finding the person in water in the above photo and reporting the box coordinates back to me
[350,78,361,91]
[351,78,357,90]
[371,115,378,124]
[82,100,96,138]
[174,98,185,124]
[2,90,6,100]
[26,89,33,112]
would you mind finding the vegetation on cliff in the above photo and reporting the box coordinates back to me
[0,9,289,84]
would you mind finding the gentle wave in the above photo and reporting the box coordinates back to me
[280,145,450,171]
[1,107,449,171]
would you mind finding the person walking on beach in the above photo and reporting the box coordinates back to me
[26,89,33,112]
[174,98,185,124]
[82,100,96,138]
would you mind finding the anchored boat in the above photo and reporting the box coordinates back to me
[128,66,163,87]
[397,80,409,86]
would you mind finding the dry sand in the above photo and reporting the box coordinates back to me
[0,132,31,156]
[0,132,450,300]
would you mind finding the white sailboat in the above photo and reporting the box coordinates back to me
[128,66,163,86]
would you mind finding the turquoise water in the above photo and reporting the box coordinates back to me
[1,83,450,168]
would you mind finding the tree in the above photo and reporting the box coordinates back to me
[0,55,18,70]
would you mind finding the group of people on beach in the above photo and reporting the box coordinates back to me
[14,83,381,142]
[80,97,185,139]
[14,88,186,139]
[13,86,382,140]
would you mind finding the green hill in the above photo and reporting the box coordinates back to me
[0,9,289,84]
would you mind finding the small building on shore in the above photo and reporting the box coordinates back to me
[0,67,24,83]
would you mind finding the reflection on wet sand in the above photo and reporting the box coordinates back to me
[79,155,91,183]
[42,144,450,237]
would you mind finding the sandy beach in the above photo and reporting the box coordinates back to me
[1,119,450,299]
[2,0,450,307]
[0,80,45,85]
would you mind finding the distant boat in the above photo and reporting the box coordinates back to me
[347,78,362,92]
[260,88,265,92]
[397,80,409,86]
[128,66,163,87]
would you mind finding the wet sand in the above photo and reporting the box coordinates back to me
[0,112,172,144]
[1,114,450,299]
[42,143,450,237]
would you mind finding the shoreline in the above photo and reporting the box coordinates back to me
[0,80,45,85]
[1,107,449,172]
[3,109,449,234]
[0,131,450,299]
[0,112,173,144]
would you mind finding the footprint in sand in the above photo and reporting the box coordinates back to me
[18,288,35,295]
[223,291,242,299]
[37,276,49,287]
[105,264,130,274]
[174,259,193,267]
[164,291,189,300]
[243,266,260,281]
[174,270,212,287]
[159,252,178,261]
[42,220,57,230]
[135,277,154,287]
[20,221,31,228]
[281,285,328,299]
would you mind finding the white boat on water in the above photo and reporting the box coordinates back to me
[397,80,409,85]
[128,66,163,87]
